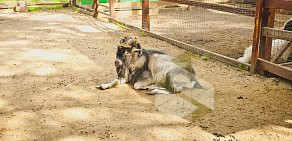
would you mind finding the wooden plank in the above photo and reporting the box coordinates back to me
[263,0,292,10]
[0,7,14,9]
[97,4,109,9]
[258,58,292,81]
[142,0,150,31]
[280,62,292,66]
[262,27,292,41]
[75,5,110,16]
[29,2,69,6]
[250,0,263,74]
[0,3,70,9]
[108,17,251,69]
[162,0,255,17]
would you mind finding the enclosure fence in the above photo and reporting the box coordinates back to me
[70,0,292,80]
[2,0,290,80]
[250,0,292,80]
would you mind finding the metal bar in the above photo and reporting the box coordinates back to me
[257,58,292,81]
[162,0,255,17]
[263,0,292,10]
[142,0,150,31]
[262,27,292,41]
[250,0,264,74]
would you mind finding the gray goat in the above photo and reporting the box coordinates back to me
[97,36,202,94]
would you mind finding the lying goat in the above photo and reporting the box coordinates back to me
[238,18,292,63]
[97,36,202,94]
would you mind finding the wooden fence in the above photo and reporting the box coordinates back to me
[250,0,292,81]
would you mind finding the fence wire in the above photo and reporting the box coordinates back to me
[95,0,291,63]
[149,0,256,59]
[272,12,292,63]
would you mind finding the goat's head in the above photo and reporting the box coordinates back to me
[115,36,142,80]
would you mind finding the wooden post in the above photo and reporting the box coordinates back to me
[142,0,150,31]
[109,0,114,17]
[93,0,98,17]
[258,8,269,60]
[259,8,275,61]
[263,8,275,61]
[250,0,264,74]
[72,0,76,7]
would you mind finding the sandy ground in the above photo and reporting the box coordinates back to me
[0,8,292,141]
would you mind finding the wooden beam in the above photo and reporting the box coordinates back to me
[263,0,292,10]
[162,0,255,17]
[98,4,110,9]
[142,0,150,31]
[258,8,269,61]
[250,0,264,74]
[263,8,275,61]
[0,3,70,9]
[262,27,292,41]
[29,2,69,6]
[0,7,14,9]
[258,58,292,81]
[76,5,110,16]
[280,62,292,66]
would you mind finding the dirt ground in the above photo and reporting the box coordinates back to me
[0,8,292,141]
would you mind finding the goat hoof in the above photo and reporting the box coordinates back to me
[96,84,109,90]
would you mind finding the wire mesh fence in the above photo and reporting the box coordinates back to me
[148,0,255,59]
[107,0,291,64]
